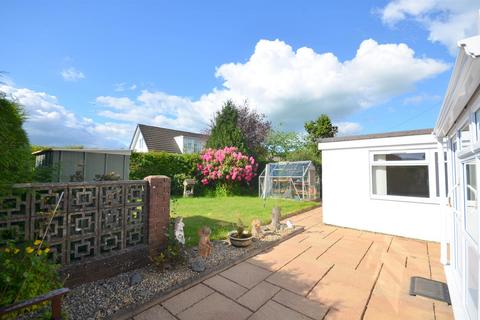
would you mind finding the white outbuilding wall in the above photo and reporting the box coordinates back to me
[319,131,443,241]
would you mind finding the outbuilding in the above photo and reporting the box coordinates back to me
[33,148,131,182]
[318,129,442,241]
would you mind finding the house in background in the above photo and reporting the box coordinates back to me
[129,124,209,154]
[33,148,131,182]
[319,34,480,320]
[319,129,442,241]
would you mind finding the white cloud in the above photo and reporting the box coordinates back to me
[97,39,448,132]
[61,67,85,82]
[336,122,363,136]
[0,84,130,147]
[2,38,449,147]
[114,82,137,92]
[378,0,479,53]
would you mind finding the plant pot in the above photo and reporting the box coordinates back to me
[228,231,253,247]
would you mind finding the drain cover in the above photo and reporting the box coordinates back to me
[409,277,451,305]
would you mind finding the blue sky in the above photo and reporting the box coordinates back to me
[1,0,479,147]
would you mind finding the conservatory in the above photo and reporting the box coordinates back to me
[259,161,318,200]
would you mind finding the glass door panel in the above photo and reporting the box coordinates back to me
[466,243,479,320]
[465,162,479,244]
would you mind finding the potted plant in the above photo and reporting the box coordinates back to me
[229,219,253,247]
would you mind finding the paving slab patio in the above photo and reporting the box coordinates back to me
[131,207,453,320]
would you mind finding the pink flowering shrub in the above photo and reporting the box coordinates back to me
[197,147,257,192]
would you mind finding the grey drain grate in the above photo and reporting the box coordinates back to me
[409,276,451,305]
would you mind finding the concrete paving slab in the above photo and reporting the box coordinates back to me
[249,300,311,320]
[133,305,176,320]
[273,289,329,320]
[220,262,271,289]
[162,283,213,315]
[176,292,251,320]
[203,275,248,300]
[237,281,281,311]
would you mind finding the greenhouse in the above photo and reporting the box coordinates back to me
[259,161,319,201]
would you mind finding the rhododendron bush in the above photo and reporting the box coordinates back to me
[197,147,257,189]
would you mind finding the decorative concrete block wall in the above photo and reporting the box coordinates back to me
[0,176,171,285]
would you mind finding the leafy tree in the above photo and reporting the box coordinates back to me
[206,100,247,152]
[236,102,271,158]
[206,100,271,158]
[304,114,338,145]
[265,128,304,160]
[0,94,33,189]
[286,147,321,169]
[303,114,338,159]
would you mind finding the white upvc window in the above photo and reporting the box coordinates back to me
[370,150,438,201]
[182,137,205,154]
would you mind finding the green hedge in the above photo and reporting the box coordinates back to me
[129,152,200,195]
[129,152,265,197]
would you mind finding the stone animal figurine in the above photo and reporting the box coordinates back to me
[174,216,185,245]
[251,219,262,238]
[198,226,213,258]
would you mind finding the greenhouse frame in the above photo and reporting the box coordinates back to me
[259,161,319,201]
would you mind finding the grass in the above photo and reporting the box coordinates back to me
[171,196,318,246]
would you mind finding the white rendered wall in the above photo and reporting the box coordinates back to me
[174,136,184,153]
[132,133,148,152]
[321,138,442,241]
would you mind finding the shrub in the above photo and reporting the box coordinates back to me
[150,217,186,271]
[0,240,61,319]
[0,95,33,190]
[129,152,200,195]
[197,147,257,196]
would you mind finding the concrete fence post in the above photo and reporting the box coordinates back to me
[144,175,171,256]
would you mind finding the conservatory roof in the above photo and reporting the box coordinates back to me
[261,161,313,177]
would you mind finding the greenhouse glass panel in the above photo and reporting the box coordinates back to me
[259,161,319,201]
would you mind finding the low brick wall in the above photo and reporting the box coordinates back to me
[62,246,150,286]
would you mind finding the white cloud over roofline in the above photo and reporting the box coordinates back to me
[97,38,448,132]
[2,38,449,147]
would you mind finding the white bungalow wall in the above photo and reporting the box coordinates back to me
[130,129,148,152]
[320,133,442,241]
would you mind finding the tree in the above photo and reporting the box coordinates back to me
[236,102,271,158]
[0,94,33,189]
[265,128,304,160]
[304,114,337,153]
[304,114,338,141]
[304,114,338,144]
[206,100,247,152]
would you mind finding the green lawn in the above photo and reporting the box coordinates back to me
[171,196,318,246]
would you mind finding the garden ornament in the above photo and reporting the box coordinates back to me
[271,207,281,231]
[198,226,213,257]
[251,219,262,238]
[174,217,185,245]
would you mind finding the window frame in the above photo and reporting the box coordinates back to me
[369,149,440,204]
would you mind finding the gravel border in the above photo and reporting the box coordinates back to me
[61,224,306,320]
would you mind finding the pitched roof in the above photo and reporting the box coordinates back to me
[319,128,433,143]
[136,124,209,153]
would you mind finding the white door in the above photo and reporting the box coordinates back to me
[463,160,479,320]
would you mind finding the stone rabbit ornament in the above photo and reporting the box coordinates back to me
[198,226,213,257]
